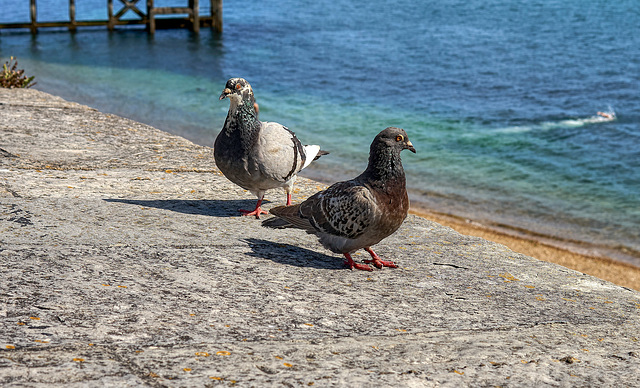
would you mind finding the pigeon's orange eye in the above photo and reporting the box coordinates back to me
[235,83,242,90]
[396,135,404,142]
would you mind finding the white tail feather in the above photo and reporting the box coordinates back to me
[302,145,321,169]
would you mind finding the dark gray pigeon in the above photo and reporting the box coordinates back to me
[215,78,327,218]
[263,127,416,271]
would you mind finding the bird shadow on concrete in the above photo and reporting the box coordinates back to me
[103,198,268,218]
[243,238,345,270]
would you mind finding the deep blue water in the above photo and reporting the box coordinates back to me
[1,0,639,264]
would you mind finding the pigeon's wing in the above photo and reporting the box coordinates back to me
[265,180,377,239]
[299,181,378,239]
[254,122,306,183]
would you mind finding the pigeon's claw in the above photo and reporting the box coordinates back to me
[343,253,373,271]
[239,199,269,219]
[363,258,398,269]
[364,247,398,268]
[239,207,269,219]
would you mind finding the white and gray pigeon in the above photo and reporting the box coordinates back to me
[263,127,416,271]
[215,78,327,218]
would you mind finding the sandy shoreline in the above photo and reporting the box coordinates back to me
[410,206,640,292]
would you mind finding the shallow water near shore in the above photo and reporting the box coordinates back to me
[1,0,639,265]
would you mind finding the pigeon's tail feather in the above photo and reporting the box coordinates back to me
[263,204,317,232]
[301,145,329,169]
[262,205,298,229]
[314,150,330,161]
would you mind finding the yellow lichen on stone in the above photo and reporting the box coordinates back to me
[499,273,519,282]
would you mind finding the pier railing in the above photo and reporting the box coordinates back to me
[0,0,222,33]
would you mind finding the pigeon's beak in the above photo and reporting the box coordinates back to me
[406,140,416,153]
[219,88,232,100]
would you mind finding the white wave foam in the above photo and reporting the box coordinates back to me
[491,109,616,134]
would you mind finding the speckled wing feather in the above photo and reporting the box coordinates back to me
[269,179,377,239]
[302,181,377,239]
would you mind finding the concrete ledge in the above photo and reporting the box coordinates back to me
[1,89,639,387]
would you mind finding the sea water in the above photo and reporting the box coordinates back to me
[1,0,639,265]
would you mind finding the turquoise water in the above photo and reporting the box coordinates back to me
[1,0,639,264]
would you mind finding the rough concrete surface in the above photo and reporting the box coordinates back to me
[1,89,639,387]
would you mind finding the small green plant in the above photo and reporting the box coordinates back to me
[1,57,36,89]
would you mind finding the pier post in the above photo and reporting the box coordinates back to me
[29,0,37,34]
[69,0,77,32]
[191,0,200,33]
[147,0,154,33]
[211,0,222,32]
[107,0,114,31]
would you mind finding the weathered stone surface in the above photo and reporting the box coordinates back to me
[1,89,639,387]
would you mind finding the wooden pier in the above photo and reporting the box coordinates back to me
[0,0,223,34]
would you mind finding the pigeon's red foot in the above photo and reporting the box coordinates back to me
[343,253,373,271]
[239,199,269,219]
[363,248,398,269]
[239,207,269,219]
[285,193,292,206]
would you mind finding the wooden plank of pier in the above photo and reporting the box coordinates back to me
[149,0,200,34]
[107,0,148,31]
[0,0,222,33]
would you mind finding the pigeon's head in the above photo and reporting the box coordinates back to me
[374,127,416,154]
[219,78,255,104]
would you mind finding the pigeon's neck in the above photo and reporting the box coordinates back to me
[360,145,406,193]
[223,96,260,140]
